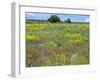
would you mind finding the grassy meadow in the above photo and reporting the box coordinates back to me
[26,22,89,67]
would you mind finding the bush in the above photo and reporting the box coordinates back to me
[64,33,88,44]
[70,54,89,64]
[64,33,82,40]
[45,53,66,66]
[26,35,40,41]
[45,41,57,53]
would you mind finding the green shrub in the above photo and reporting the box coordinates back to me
[45,41,57,53]
[71,55,89,64]
[45,53,66,66]
[64,33,82,40]
[26,35,40,41]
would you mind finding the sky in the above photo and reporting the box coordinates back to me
[26,12,90,22]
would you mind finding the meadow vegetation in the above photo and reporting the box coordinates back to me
[26,22,89,67]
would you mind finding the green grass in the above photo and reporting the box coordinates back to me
[26,23,89,67]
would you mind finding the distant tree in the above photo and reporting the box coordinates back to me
[48,15,60,23]
[64,18,71,23]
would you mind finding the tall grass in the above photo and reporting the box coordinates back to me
[26,23,89,67]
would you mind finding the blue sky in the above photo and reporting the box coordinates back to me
[26,12,90,22]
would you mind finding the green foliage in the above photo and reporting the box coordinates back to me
[45,41,57,53]
[26,34,40,42]
[64,18,71,23]
[64,33,88,44]
[65,33,82,39]
[26,23,89,67]
[48,15,60,23]
[45,53,66,66]
[71,54,89,64]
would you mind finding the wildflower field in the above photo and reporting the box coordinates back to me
[26,23,89,67]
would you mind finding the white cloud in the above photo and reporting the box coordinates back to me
[26,13,35,17]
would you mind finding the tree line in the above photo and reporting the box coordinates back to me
[26,15,72,23]
[48,15,71,23]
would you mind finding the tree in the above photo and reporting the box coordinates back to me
[64,18,71,23]
[48,15,60,23]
